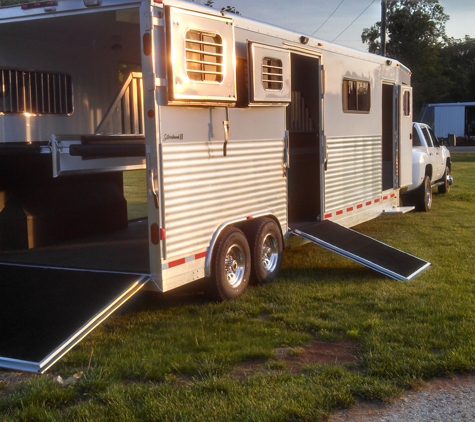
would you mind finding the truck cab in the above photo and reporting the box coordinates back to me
[404,122,453,211]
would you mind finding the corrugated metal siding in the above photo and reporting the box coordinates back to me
[325,136,381,212]
[435,106,465,138]
[161,138,287,259]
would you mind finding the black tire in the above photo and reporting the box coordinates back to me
[438,164,451,194]
[208,226,250,301]
[418,175,432,212]
[245,218,283,285]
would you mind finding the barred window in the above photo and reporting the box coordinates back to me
[185,29,223,83]
[262,57,283,91]
[0,68,73,115]
[342,79,371,113]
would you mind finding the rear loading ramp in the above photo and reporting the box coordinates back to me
[292,220,430,281]
[0,265,148,373]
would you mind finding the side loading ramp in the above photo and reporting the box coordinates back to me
[0,221,150,373]
[0,265,148,373]
[292,220,430,281]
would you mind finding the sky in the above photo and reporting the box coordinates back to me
[197,0,475,52]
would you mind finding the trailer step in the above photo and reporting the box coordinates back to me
[0,264,149,373]
[291,220,430,281]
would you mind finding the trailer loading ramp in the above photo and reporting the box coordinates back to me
[292,220,430,281]
[0,264,148,373]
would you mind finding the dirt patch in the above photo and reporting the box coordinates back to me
[233,339,359,378]
[0,371,40,397]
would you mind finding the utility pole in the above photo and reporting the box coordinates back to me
[381,0,387,56]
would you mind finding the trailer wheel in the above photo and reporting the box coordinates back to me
[246,218,283,285]
[438,165,451,194]
[209,226,250,301]
[418,175,432,212]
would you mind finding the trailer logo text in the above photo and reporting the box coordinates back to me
[164,134,184,140]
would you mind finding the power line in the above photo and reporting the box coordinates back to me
[332,0,376,42]
[311,0,345,36]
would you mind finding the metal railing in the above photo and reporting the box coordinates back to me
[95,72,144,135]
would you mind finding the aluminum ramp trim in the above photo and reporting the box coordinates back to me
[0,264,149,373]
[292,220,430,281]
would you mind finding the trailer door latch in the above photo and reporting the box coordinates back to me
[223,107,230,156]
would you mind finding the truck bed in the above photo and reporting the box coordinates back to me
[0,219,150,274]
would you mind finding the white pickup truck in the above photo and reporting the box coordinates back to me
[403,122,453,212]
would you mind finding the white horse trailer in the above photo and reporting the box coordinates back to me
[0,0,429,372]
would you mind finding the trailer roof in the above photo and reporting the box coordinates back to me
[424,102,475,107]
[0,0,140,23]
[0,0,408,74]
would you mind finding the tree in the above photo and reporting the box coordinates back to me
[439,36,475,102]
[362,0,449,113]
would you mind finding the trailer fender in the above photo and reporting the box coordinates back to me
[204,213,275,278]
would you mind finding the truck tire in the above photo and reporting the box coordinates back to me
[209,226,250,301]
[438,165,451,194]
[245,218,283,285]
[418,175,432,212]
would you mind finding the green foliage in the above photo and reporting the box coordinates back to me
[362,1,475,113]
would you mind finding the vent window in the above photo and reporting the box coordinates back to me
[185,30,224,83]
[342,79,371,113]
[262,57,283,91]
[0,68,73,115]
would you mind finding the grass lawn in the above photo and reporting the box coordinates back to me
[1,152,474,421]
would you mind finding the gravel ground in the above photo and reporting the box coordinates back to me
[329,374,475,421]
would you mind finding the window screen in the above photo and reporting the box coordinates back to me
[185,30,224,83]
[343,79,371,113]
[262,57,283,91]
[0,68,73,115]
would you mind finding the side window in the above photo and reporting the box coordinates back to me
[185,30,223,83]
[403,90,411,117]
[0,68,73,115]
[166,6,236,104]
[421,127,434,147]
[428,127,440,147]
[412,126,423,146]
[247,42,290,104]
[342,79,371,113]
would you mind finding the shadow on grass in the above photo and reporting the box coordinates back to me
[118,264,384,318]
[278,265,384,284]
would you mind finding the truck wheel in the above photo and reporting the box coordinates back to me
[246,218,283,285]
[209,226,250,301]
[418,175,432,212]
[438,165,451,194]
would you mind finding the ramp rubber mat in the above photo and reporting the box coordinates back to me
[293,220,430,280]
[0,264,148,373]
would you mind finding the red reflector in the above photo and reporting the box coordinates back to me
[147,109,155,118]
[21,1,57,9]
[151,223,160,245]
[143,33,152,56]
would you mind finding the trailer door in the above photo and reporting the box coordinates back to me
[397,85,413,188]
[287,53,322,227]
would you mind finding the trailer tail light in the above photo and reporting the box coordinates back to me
[21,1,57,9]
[151,224,165,244]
